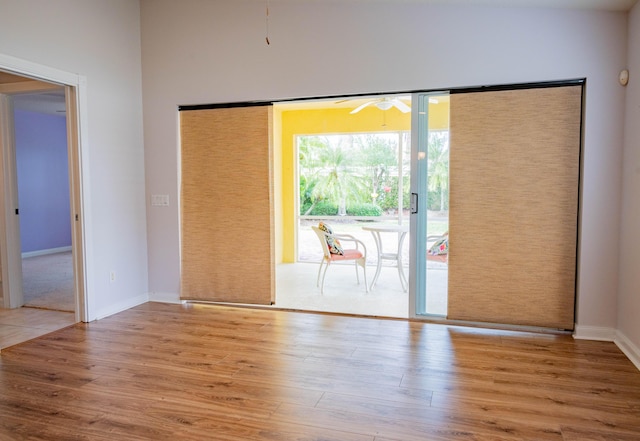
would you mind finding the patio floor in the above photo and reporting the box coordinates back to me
[275,261,447,318]
[274,219,448,318]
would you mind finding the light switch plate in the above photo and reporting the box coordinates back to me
[151,194,169,206]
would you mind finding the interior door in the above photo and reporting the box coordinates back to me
[0,63,86,322]
[0,93,23,308]
[65,85,84,318]
[179,104,274,304]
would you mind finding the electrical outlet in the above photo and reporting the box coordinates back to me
[110,271,116,283]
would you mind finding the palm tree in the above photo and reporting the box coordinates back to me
[354,134,397,205]
[299,135,366,215]
[428,131,449,211]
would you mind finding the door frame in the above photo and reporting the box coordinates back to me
[0,53,90,322]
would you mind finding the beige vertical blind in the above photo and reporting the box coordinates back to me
[448,85,582,330]
[180,105,274,304]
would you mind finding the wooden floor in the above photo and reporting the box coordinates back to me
[1,302,639,440]
[0,307,76,349]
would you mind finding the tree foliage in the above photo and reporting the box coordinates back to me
[299,131,443,216]
[427,131,449,211]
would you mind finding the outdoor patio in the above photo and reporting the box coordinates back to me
[274,219,448,318]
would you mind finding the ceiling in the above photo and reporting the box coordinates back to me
[0,0,636,116]
[396,0,638,12]
[11,92,67,116]
[0,72,32,84]
[0,71,66,116]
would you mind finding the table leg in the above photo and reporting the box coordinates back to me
[369,230,383,290]
[397,231,408,292]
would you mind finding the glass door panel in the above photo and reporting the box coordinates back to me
[410,93,449,317]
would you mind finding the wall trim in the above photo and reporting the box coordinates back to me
[22,246,72,259]
[615,331,640,372]
[95,293,148,321]
[572,324,617,341]
[573,325,640,372]
[0,53,80,86]
[148,291,183,304]
[0,52,91,324]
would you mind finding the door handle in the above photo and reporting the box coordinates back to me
[410,193,418,214]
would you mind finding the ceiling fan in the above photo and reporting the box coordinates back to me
[347,96,411,114]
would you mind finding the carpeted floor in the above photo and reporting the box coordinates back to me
[22,251,74,312]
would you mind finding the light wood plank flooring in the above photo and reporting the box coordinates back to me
[1,302,639,440]
[0,307,76,350]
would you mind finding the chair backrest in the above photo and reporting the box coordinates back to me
[311,226,332,259]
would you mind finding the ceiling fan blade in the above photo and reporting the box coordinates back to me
[392,100,411,113]
[350,100,375,114]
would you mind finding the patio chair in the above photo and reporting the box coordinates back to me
[427,233,448,264]
[311,224,368,294]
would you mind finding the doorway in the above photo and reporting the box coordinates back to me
[0,63,86,348]
[13,90,74,312]
[274,95,415,317]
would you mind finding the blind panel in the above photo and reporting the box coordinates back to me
[448,85,581,329]
[180,106,274,304]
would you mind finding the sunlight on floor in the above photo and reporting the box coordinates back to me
[0,307,76,349]
[275,262,447,318]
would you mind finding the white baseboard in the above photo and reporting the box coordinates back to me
[148,291,183,304]
[22,246,72,258]
[572,324,617,341]
[573,325,640,372]
[95,293,149,321]
[615,331,640,372]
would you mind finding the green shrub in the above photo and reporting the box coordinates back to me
[300,201,313,215]
[375,181,397,211]
[309,200,339,216]
[371,178,411,212]
[346,203,382,217]
[427,189,449,211]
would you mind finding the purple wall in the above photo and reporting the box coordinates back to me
[14,109,71,253]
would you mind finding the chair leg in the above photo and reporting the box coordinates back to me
[316,258,325,288]
[360,259,369,293]
[320,261,330,295]
[354,260,360,285]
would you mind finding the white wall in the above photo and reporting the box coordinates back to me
[141,1,627,332]
[0,0,633,345]
[0,0,148,319]
[618,2,640,362]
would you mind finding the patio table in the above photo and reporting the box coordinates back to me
[362,224,409,292]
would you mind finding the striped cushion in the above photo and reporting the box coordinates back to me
[318,222,344,255]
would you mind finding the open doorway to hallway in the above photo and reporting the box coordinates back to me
[13,91,75,313]
[0,66,84,349]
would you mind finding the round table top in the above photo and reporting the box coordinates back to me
[361,224,409,233]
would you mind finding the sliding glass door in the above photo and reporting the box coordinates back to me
[410,92,450,317]
[410,83,582,329]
